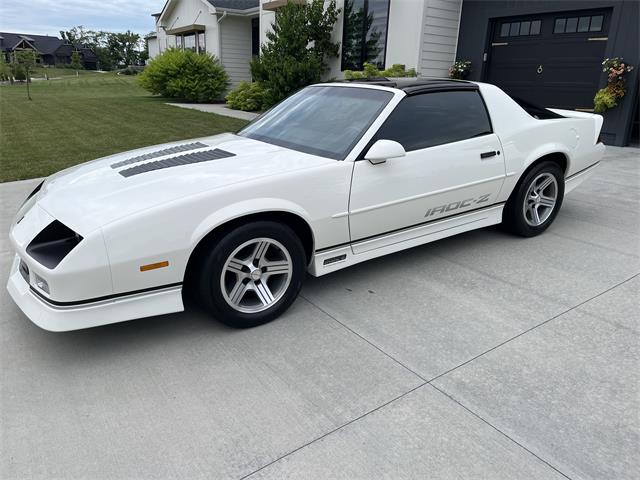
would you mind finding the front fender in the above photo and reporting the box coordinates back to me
[190,197,314,250]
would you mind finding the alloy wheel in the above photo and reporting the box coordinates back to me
[523,172,558,227]
[220,238,293,313]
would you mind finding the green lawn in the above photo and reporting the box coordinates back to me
[30,67,98,79]
[0,73,248,182]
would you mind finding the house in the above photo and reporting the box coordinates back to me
[148,0,260,87]
[148,0,638,146]
[0,32,99,70]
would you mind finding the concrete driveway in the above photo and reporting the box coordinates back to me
[1,147,638,480]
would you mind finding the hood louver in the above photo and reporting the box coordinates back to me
[118,148,236,177]
[110,142,209,169]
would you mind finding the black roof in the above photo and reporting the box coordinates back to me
[0,32,67,55]
[346,77,478,95]
[206,0,259,10]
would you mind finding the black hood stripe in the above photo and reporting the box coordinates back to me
[119,148,236,177]
[110,142,209,169]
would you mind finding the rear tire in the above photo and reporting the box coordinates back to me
[196,221,306,328]
[503,161,564,237]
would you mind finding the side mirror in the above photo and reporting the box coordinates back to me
[364,140,406,165]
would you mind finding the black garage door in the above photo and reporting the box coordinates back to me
[486,9,611,110]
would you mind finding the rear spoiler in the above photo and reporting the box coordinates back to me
[548,109,604,144]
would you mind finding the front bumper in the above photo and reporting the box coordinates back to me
[7,255,184,332]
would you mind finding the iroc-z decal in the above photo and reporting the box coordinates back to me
[424,194,491,218]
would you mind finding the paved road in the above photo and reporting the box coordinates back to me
[1,147,638,479]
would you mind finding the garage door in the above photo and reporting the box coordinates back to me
[486,9,611,110]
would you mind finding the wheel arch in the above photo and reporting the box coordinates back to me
[506,151,568,205]
[183,208,315,286]
[523,149,570,178]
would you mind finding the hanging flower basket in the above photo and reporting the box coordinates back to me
[593,57,634,113]
[448,60,472,80]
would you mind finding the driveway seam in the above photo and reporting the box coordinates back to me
[564,196,638,215]
[300,294,428,382]
[426,272,639,383]
[428,384,573,480]
[239,381,428,480]
[547,230,640,259]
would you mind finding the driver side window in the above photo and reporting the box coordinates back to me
[373,90,493,152]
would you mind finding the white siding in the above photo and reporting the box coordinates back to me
[220,16,253,88]
[385,0,425,71]
[419,0,462,78]
[148,37,160,60]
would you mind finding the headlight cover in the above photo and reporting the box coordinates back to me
[21,180,44,207]
[26,220,83,269]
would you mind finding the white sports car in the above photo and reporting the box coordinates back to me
[8,79,605,331]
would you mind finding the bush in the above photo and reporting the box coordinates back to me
[226,81,266,111]
[344,63,417,80]
[250,0,340,108]
[119,67,140,75]
[138,48,229,103]
[0,56,10,81]
[13,64,26,81]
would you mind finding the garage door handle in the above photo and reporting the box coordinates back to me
[480,151,498,159]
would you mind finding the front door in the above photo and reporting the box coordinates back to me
[348,89,506,251]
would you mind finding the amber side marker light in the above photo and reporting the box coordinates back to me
[140,261,169,272]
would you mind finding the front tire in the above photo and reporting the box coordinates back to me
[503,161,564,237]
[196,221,306,328]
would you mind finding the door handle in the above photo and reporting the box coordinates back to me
[480,151,499,159]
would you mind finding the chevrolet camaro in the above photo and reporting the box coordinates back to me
[7,78,605,331]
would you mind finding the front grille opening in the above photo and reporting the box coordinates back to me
[26,221,83,269]
[19,259,30,283]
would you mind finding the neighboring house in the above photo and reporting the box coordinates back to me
[148,0,637,146]
[0,32,99,69]
[148,0,260,87]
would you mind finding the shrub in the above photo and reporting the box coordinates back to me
[344,63,417,80]
[119,67,140,75]
[0,55,10,81]
[250,0,340,108]
[138,48,229,103]
[12,64,26,81]
[226,81,266,111]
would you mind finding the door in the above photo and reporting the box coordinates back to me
[487,9,610,110]
[348,89,505,249]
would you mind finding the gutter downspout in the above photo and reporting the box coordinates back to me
[216,11,228,62]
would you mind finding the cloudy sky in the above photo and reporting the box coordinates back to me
[0,0,165,37]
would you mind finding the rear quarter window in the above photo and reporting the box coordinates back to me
[373,90,493,152]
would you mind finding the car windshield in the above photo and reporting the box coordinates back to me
[238,86,394,160]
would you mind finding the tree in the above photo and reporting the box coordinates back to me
[60,27,146,70]
[250,0,340,107]
[0,54,11,81]
[60,26,93,46]
[107,31,142,67]
[11,49,39,99]
[70,50,83,71]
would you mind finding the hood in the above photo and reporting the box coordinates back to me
[36,133,331,234]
